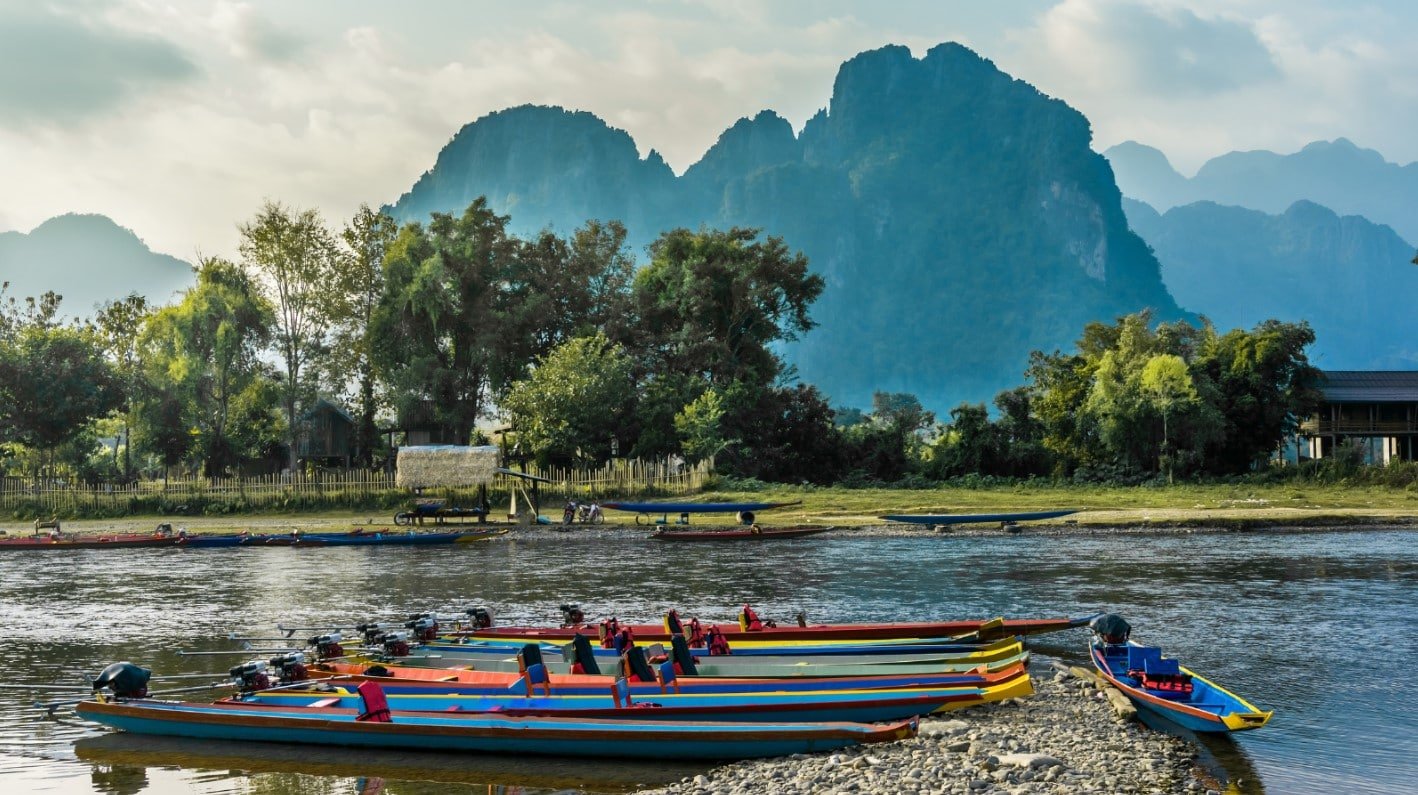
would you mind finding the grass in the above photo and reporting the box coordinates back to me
[689,481,1418,528]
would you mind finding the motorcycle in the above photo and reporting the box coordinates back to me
[577,501,604,524]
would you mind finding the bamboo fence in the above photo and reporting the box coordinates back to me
[0,457,714,518]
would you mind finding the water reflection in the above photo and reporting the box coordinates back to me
[0,528,1411,794]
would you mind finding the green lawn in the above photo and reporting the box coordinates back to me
[691,482,1418,527]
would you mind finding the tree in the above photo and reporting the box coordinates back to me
[501,334,634,465]
[371,199,516,443]
[625,227,824,388]
[0,324,122,482]
[329,204,398,466]
[1140,353,1197,483]
[92,294,154,479]
[239,201,337,469]
[140,258,274,475]
[674,387,730,463]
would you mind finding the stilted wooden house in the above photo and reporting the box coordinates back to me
[1300,371,1418,462]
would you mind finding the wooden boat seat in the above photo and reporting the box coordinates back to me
[306,697,341,708]
[437,675,460,681]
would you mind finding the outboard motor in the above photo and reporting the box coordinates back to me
[467,606,495,630]
[357,621,398,646]
[92,662,151,699]
[229,659,272,692]
[406,615,440,642]
[378,630,413,658]
[559,604,586,626]
[269,651,309,683]
[1091,613,1132,645]
[308,632,345,661]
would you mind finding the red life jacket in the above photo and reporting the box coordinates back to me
[740,604,764,632]
[688,618,705,647]
[355,681,392,722]
[707,626,731,656]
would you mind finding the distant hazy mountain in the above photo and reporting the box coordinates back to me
[1106,139,1418,243]
[389,43,1186,411]
[1125,198,1418,368]
[0,214,192,317]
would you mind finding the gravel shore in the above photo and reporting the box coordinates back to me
[637,664,1212,795]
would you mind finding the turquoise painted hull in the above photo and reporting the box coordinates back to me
[395,648,1015,677]
[242,686,977,723]
[76,699,914,760]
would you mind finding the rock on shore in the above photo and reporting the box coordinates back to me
[636,668,1205,794]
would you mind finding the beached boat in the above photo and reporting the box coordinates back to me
[245,528,507,546]
[75,694,918,760]
[0,531,185,551]
[650,525,834,541]
[236,677,1014,723]
[601,500,802,515]
[307,658,1027,696]
[457,610,1096,644]
[879,509,1079,526]
[1088,614,1271,733]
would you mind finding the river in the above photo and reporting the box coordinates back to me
[0,527,1412,794]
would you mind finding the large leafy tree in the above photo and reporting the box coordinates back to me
[624,227,824,388]
[0,323,122,481]
[501,333,634,465]
[140,258,274,475]
[329,204,398,465]
[371,199,516,443]
[239,201,338,470]
[91,294,154,479]
[1194,320,1321,473]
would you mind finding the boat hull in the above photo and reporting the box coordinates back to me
[76,699,916,760]
[463,615,1094,643]
[880,510,1079,525]
[1089,642,1271,733]
[651,525,834,541]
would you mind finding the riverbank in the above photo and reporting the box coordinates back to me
[638,664,1212,795]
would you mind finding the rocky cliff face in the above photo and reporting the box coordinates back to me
[1125,198,1418,368]
[387,44,1187,410]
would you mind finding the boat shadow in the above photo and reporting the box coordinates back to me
[75,732,714,794]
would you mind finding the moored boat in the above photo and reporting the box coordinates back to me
[1088,614,1272,733]
[880,509,1079,526]
[650,525,835,541]
[75,694,918,760]
[246,528,508,546]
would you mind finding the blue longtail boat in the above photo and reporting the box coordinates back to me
[1087,614,1272,733]
[880,509,1079,525]
[75,692,918,760]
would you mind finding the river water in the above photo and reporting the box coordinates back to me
[0,527,1412,794]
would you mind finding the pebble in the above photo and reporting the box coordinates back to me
[635,662,1202,795]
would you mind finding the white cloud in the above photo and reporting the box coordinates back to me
[0,0,1414,262]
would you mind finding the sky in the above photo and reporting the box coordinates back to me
[2,0,1416,259]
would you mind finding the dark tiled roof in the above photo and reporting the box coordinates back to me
[1319,371,1418,402]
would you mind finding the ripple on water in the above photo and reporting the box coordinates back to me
[0,529,1413,794]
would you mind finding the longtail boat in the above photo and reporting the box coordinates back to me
[439,634,1019,660]
[1088,614,1271,733]
[0,531,187,551]
[879,509,1079,526]
[75,695,918,760]
[308,658,1027,695]
[245,528,508,546]
[457,608,1097,644]
[601,500,802,514]
[236,676,1021,723]
[650,525,834,541]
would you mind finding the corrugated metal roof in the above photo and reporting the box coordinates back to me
[1319,371,1418,402]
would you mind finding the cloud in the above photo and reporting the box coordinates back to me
[1024,0,1278,95]
[210,1,303,61]
[0,6,197,126]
